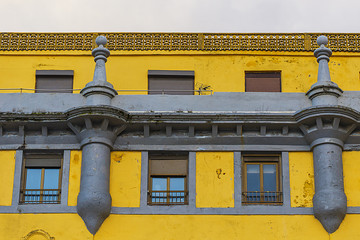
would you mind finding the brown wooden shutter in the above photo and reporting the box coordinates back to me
[148,70,194,95]
[25,154,62,167]
[36,70,74,93]
[150,159,188,175]
[245,72,281,92]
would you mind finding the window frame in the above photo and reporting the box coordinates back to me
[20,153,63,204]
[148,154,188,205]
[242,154,282,205]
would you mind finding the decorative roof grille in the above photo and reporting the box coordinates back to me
[0,33,359,52]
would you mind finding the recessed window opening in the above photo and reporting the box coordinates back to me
[148,153,188,205]
[242,154,282,205]
[20,153,62,204]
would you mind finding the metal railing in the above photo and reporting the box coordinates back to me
[148,190,188,205]
[0,88,213,95]
[242,191,283,205]
[20,189,61,204]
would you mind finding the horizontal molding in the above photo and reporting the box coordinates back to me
[0,205,359,215]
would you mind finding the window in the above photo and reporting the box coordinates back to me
[148,153,188,205]
[242,155,282,205]
[36,70,74,93]
[245,72,281,92]
[148,70,194,95]
[20,153,62,204]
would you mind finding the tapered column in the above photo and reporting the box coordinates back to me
[77,142,112,234]
[312,142,347,233]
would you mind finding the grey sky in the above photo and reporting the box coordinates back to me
[1,0,359,32]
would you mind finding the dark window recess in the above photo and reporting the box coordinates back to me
[148,154,188,205]
[148,70,194,95]
[35,70,74,93]
[242,155,282,205]
[245,72,281,92]
[20,153,62,204]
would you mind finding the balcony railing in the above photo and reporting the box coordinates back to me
[242,191,283,205]
[20,189,61,204]
[0,88,213,95]
[148,190,188,205]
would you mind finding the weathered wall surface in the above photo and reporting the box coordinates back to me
[110,151,141,208]
[0,151,16,206]
[68,151,81,206]
[2,214,360,239]
[289,152,315,208]
[196,152,234,208]
[343,151,360,207]
[1,52,360,93]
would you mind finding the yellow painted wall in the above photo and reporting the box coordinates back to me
[2,213,360,239]
[196,152,234,208]
[110,151,141,207]
[343,151,360,207]
[68,151,82,206]
[68,151,142,207]
[0,151,16,206]
[0,55,93,93]
[1,52,360,93]
[289,152,314,207]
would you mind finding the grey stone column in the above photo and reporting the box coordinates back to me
[77,142,112,234]
[296,36,356,233]
[312,139,347,233]
[66,36,127,235]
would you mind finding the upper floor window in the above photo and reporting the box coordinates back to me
[245,72,281,92]
[242,154,282,205]
[148,70,194,95]
[36,70,74,93]
[148,153,188,205]
[20,153,62,204]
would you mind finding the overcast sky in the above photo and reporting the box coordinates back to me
[1,0,359,33]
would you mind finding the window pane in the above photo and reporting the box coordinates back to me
[247,164,260,191]
[263,164,277,191]
[263,164,277,202]
[25,168,42,189]
[25,168,42,203]
[169,177,185,203]
[43,169,60,189]
[169,177,185,191]
[246,164,261,202]
[151,177,167,203]
[43,168,60,202]
[152,177,167,191]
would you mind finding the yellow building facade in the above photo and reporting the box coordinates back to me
[0,33,360,239]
